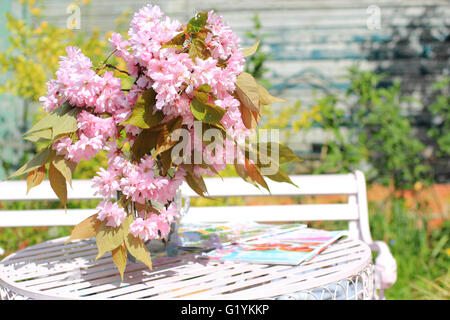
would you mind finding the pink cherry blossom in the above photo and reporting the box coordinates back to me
[38,5,254,242]
[97,200,127,228]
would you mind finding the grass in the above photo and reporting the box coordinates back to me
[0,195,448,300]
[368,198,449,299]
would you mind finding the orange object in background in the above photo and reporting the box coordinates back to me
[244,184,449,232]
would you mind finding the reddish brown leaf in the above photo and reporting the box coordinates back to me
[26,165,46,194]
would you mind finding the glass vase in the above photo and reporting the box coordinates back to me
[119,189,183,263]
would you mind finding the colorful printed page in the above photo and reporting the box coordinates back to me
[178,221,306,250]
[204,228,348,265]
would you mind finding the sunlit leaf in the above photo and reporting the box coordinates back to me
[9,146,55,178]
[234,72,261,129]
[234,163,258,188]
[26,165,46,194]
[112,244,128,281]
[187,12,208,33]
[198,84,212,93]
[24,102,81,141]
[264,167,298,187]
[96,221,125,260]
[120,103,149,128]
[257,84,287,105]
[235,72,260,113]
[49,162,67,207]
[124,232,152,271]
[190,97,226,124]
[52,155,73,187]
[121,89,163,129]
[245,157,269,192]
[242,40,260,57]
[24,102,72,135]
[65,213,102,244]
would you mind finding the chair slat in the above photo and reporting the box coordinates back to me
[180,174,358,198]
[1,173,357,201]
[0,180,102,201]
[181,203,359,223]
[0,209,96,227]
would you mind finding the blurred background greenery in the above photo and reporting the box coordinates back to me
[0,0,448,300]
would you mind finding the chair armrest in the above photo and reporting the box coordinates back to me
[369,241,397,293]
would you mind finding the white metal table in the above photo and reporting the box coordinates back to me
[0,234,375,300]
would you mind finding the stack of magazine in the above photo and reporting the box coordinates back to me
[178,222,348,266]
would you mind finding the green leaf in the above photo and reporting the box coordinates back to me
[258,142,302,164]
[24,102,81,141]
[96,221,125,261]
[49,162,67,207]
[120,88,164,129]
[24,102,72,135]
[264,167,298,187]
[26,165,46,194]
[198,84,212,93]
[23,128,53,143]
[190,97,226,124]
[242,40,260,57]
[187,12,208,33]
[9,146,56,178]
[276,143,302,163]
[65,213,102,244]
[120,103,149,128]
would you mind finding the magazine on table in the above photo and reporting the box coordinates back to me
[203,228,349,265]
[178,221,307,250]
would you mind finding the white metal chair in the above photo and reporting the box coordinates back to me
[0,170,396,299]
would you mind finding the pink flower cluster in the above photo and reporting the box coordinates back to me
[39,5,251,242]
[129,203,180,241]
[109,5,248,133]
[97,200,127,228]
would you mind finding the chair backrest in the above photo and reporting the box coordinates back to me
[0,170,374,244]
[179,170,374,244]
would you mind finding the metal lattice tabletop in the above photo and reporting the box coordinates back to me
[0,235,375,300]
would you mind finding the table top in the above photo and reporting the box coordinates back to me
[0,228,373,300]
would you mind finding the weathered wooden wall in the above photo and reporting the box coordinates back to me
[34,0,449,129]
[2,0,449,178]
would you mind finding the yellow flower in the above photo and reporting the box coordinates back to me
[40,21,48,29]
[414,181,423,192]
[314,114,323,122]
[30,7,42,16]
[82,0,91,4]
[446,248,450,256]
[34,27,42,35]
[28,0,36,5]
